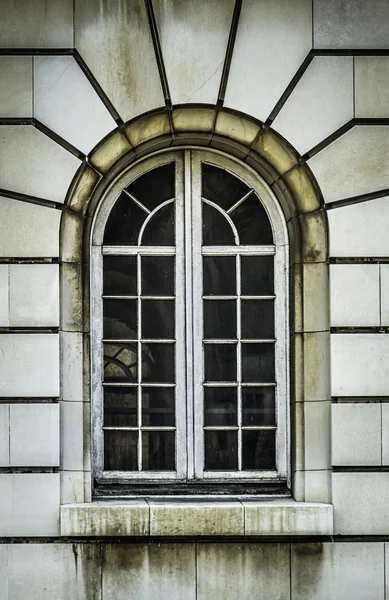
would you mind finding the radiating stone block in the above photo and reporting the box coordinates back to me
[330,264,380,327]
[9,264,59,327]
[380,265,389,325]
[0,56,32,117]
[382,404,389,465]
[0,405,9,467]
[9,404,59,467]
[0,264,9,326]
[355,57,389,118]
[332,403,381,466]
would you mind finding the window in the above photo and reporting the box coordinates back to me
[91,150,289,490]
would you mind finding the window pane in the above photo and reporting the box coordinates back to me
[230,194,273,245]
[204,300,236,339]
[241,255,274,295]
[203,256,236,295]
[202,202,235,246]
[104,387,137,426]
[127,163,175,212]
[204,430,238,470]
[204,387,237,426]
[103,342,138,383]
[242,430,276,470]
[141,343,175,383]
[241,343,275,382]
[241,300,274,339]
[142,387,175,426]
[142,431,175,471]
[104,430,137,471]
[141,202,175,246]
[141,299,175,339]
[103,255,137,296]
[104,193,147,245]
[202,163,250,211]
[103,299,137,339]
[204,344,237,382]
[141,255,174,296]
[242,387,276,426]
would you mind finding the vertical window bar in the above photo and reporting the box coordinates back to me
[236,253,242,471]
[137,253,142,471]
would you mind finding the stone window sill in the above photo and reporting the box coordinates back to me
[60,499,333,537]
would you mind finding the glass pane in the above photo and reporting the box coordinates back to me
[242,387,276,426]
[142,387,175,426]
[242,343,275,382]
[103,256,137,296]
[104,430,137,471]
[127,163,175,212]
[204,430,238,470]
[104,193,147,245]
[141,299,175,339]
[202,202,235,246]
[104,387,137,426]
[141,343,175,383]
[203,256,236,295]
[204,300,236,339]
[141,202,175,246]
[241,255,274,296]
[241,300,274,339]
[204,344,236,382]
[204,387,237,426]
[230,193,273,245]
[103,342,138,383]
[141,255,174,296]
[103,299,137,339]
[142,431,175,471]
[242,430,276,470]
[202,163,250,211]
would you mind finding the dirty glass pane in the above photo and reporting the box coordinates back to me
[141,255,174,296]
[142,387,175,426]
[241,299,274,339]
[230,193,273,245]
[204,430,238,470]
[142,431,175,471]
[241,343,275,382]
[104,387,137,427]
[204,387,237,426]
[141,343,175,383]
[127,163,175,211]
[104,193,147,245]
[103,342,138,383]
[103,299,137,339]
[204,300,236,339]
[103,255,137,296]
[241,255,274,295]
[202,202,235,246]
[141,299,175,339]
[202,163,250,211]
[104,430,137,471]
[204,344,236,382]
[141,202,175,246]
[242,387,276,426]
[242,430,276,470]
[203,255,236,295]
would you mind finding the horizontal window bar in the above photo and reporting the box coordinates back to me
[103,246,176,255]
[103,426,176,431]
[203,339,276,344]
[103,339,176,343]
[202,295,275,300]
[203,426,277,431]
[103,295,176,300]
[102,382,176,388]
[203,382,276,387]
[202,246,275,255]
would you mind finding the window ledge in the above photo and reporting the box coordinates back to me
[60,499,333,538]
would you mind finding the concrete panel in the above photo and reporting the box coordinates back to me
[9,264,59,327]
[0,264,9,326]
[60,401,83,470]
[224,0,312,121]
[382,404,389,465]
[0,197,61,258]
[0,546,7,600]
[328,196,389,258]
[0,126,81,203]
[9,404,59,467]
[34,57,116,154]
[380,265,389,325]
[330,264,380,327]
[332,403,381,466]
[75,0,164,122]
[273,56,353,155]
[303,401,331,470]
[355,57,389,118]
[0,334,59,397]
[60,470,86,504]
[308,127,389,204]
[0,0,73,48]
[0,404,9,467]
[0,56,32,117]
[331,334,389,396]
[314,0,389,49]
[60,332,84,402]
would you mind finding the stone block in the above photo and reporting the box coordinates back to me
[0,264,9,326]
[9,403,60,467]
[355,57,389,118]
[60,331,84,402]
[60,401,83,470]
[0,56,32,117]
[330,264,380,327]
[332,403,381,466]
[9,263,59,327]
[61,501,149,537]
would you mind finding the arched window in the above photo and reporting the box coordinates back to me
[91,150,289,491]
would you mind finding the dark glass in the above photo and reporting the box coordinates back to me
[204,300,236,339]
[104,430,137,471]
[230,194,273,245]
[142,387,175,426]
[204,430,238,470]
[141,299,175,339]
[203,256,236,295]
[104,193,147,245]
[141,202,175,246]
[103,342,138,383]
[127,163,175,212]
[204,344,236,382]
[142,431,175,471]
[241,255,274,295]
[103,299,137,339]
[104,387,137,426]
[204,387,237,426]
[202,163,250,211]
[141,343,175,383]
[103,255,137,296]
[242,387,276,426]
[141,255,174,296]
[242,430,276,470]
[202,202,235,246]
[242,343,275,382]
[241,300,274,339]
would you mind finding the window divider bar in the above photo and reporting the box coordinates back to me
[237,253,242,472]
[137,254,142,473]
